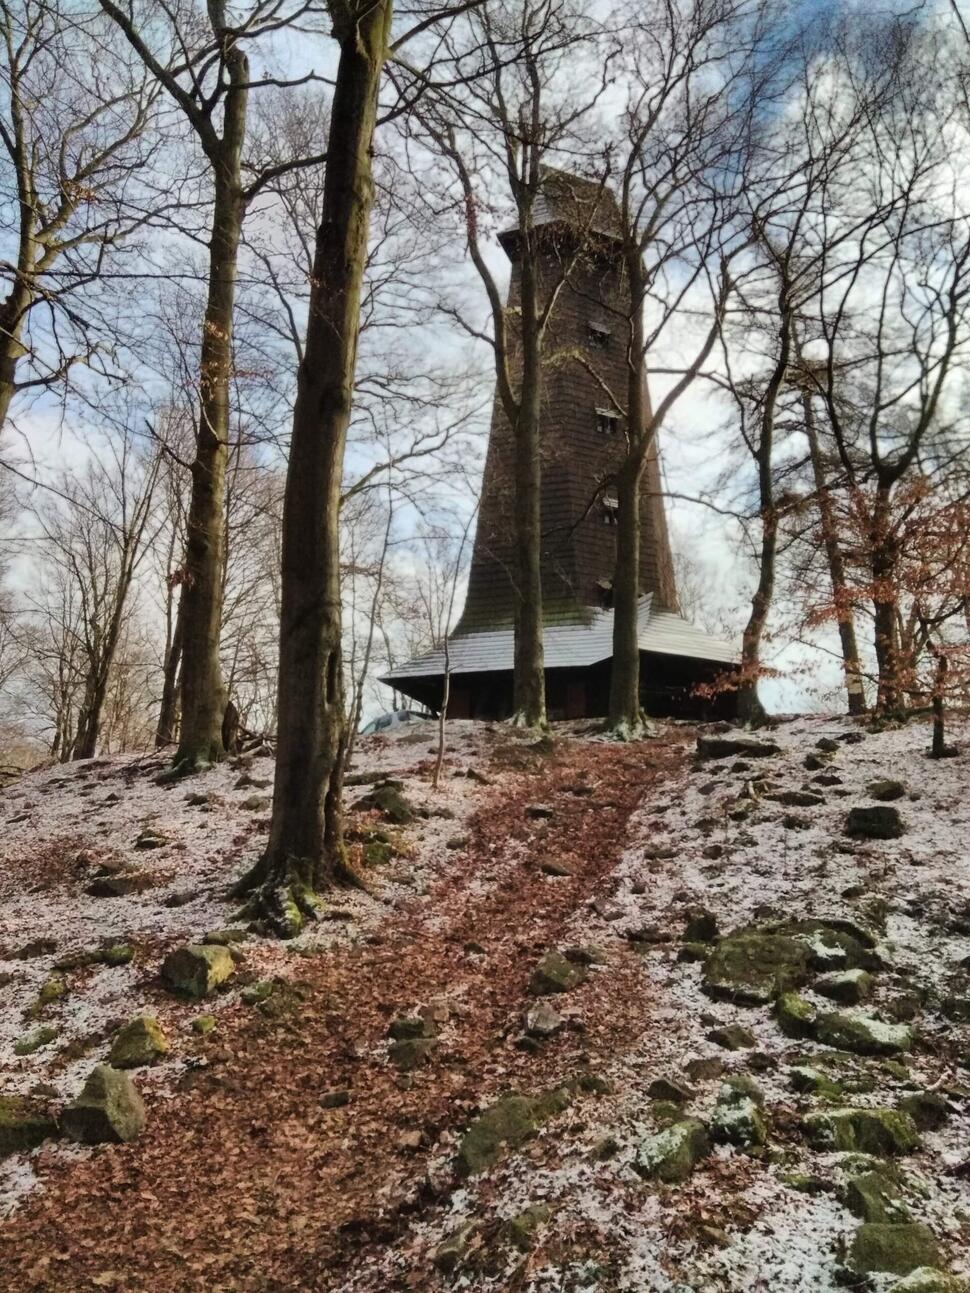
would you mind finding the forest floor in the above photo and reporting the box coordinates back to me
[0,714,968,1292]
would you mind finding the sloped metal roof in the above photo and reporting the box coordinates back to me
[381,596,737,682]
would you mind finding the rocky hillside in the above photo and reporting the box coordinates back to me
[0,716,968,1292]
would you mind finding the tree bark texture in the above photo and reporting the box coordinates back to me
[241,0,392,935]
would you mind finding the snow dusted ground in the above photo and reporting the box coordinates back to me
[0,720,490,1216]
[354,715,970,1293]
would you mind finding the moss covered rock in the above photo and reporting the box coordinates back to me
[458,1091,560,1175]
[803,1107,920,1156]
[108,1015,169,1069]
[847,1222,940,1276]
[633,1118,711,1183]
[351,780,418,825]
[710,1079,768,1149]
[433,1221,480,1274]
[776,992,818,1039]
[898,1092,950,1131]
[14,1025,58,1056]
[846,805,905,840]
[845,1169,912,1223]
[0,1095,58,1155]
[702,930,810,1004]
[504,1203,552,1252]
[891,1270,966,1293]
[161,943,234,997]
[61,1064,145,1144]
[707,1023,757,1050]
[815,1010,913,1057]
[529,949,587,996]
[816,968,874,1004]
[696,735,781,760]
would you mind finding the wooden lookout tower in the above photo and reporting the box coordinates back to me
[382,170,737,720]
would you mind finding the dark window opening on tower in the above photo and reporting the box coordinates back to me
[587,321,610,348]
[601,494,619,525]
[597,577,614,607]
[596,408,619,435]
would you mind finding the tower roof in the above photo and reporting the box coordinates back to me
[498,167,622,257]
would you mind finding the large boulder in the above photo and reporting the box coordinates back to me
[108,1016,169,1069]
[802,1107,920,1156]
[161,943,234,997]
[891,1271,967,1293]
[702,929,810,1004]
[0,1095,58,1155]
[633,1118,710,1183]
[815,1010,913,1057]
[351,780,418,824]
[61,1064,146,1144]
[816,969,874,1004]
[847,1222,940,1276]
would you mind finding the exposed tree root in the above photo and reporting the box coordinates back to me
[605,714,658,742]
[154,754,215,785]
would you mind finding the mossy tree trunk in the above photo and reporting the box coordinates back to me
[238,0,392,935]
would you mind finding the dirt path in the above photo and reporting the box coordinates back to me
[0,733,683,1292]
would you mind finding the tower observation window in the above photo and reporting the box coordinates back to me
[587,321,611,348]
[596,408,619,435]
[601,494,619,525]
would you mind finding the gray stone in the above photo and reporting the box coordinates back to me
[433,1221,479,1274]
[524,1003,565,1038]
[845,1169,911,1223]
[707,1024,756,1050]
[697,735,781,760]
[816,969,874,1005]
[529,950,587,996]
[775,992,818,1039]
[108,1016,169,1068]
[868,779,906,802]
[61,1064,145,1144]
[161,943,234,997]
[891,1271,966,1293]
[0,1095,58,1155]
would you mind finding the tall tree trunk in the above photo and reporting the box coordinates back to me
[156,588,184,747]
[801,389,866,715]
[609,272,649,735]
[870,482,900,713]
[511,253,546,728]
[0,280,31,427]
[173,58,247,772]
[238,0,392,935]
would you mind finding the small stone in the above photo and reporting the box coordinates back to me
[14,1026,58,1056]
[540,859,574,876]
[846,805,905,840]
[191,1014,216,1035]
[711,1079,768,1149]
[816,969,874,1005]
[389,1015,435,1040]
[525,804,554,819]
[563,945,607,965]
[351,781,418,824]
[868,779,906,802]
[633,1118,711,1183]
[765,789,825,807]
[31,975,68,1014]
[788,1064,844,1098]
[16,937,57,959]
[707,1024,756,1050]
[696,735,781,760]
[683,908,718,942]
[446,836,469,850]
[685,1057,726,1081]
[134,828,167,849]
[504,1204,552,1252]
[678,942,712,963]
[108,1016,169,1068]
[389,1038,438,1070]
[0,1095,58,1154]
[524,1003,565,1038]
[529,950,587,996]
[457,1090,567,1175]
[61,1064,145,1144]
[433,1221,479,1274]
[647,1076,695,1104]
[202,928,248,947]
[161,944,235,998]
[817,737,840,752]
[241,980,275,1006]
[847,1222,940,1276]
[898,1092,950,1131]
[320,1089,351,1109]
[776,992,818,1039]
